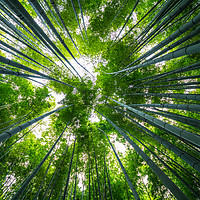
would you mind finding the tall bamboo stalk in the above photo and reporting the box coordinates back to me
[11,125,68,200]
[99,128,140,200]
[0,106,71,142]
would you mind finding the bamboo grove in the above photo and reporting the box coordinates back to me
[0,0,199,199]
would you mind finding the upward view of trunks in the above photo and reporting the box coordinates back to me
[0,0,199,199]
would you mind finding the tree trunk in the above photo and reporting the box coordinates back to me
[0,122,39,157]
[77,0,88,40]
[94,146,101,200]
[11,125,68,200]
[89,156,91,200]
[103,152,107,200]
[50,0,80,55]
[129,103,200,112]
[114,0,139,42]
[70,0,84,40]
[132,13,200,64]
[63,137,76,200]
[107,98,200,148]
[138,107,200,130]
[73,155,78,200]
[127,131,200,198]
[123,92,200,101]
[109,42,200,75]
[5,0,79,78]
[97,112,189,200]
[132,61,200,84]
[115,107,200,172]
[99,128,140,200]
[0,106,70,143]
[104,156,113,200]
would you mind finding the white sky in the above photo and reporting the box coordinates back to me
[32,115,51,139]
[89,110,100,123]
[69,56,98,82]
[77,14,90,35]
[110,134,127,154]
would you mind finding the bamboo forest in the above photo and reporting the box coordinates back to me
[0,0,200,199]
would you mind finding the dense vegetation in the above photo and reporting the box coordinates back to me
[0,0,200,199]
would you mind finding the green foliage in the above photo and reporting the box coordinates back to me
[0,0,200,199]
